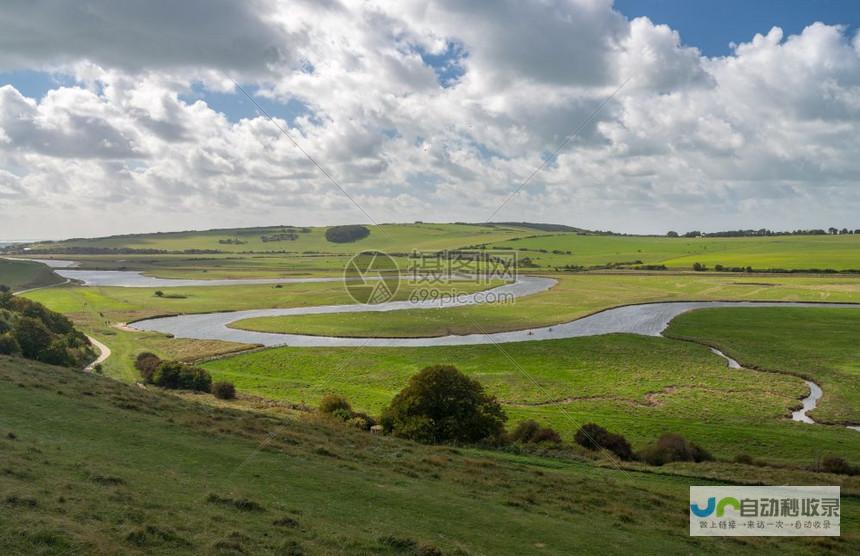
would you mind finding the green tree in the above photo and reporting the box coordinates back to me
[381,365,506,444]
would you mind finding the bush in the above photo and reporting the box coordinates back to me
[820,456,858,476]
[319,394,352,416]
[509,420,561,444]
[12,316,53,360]
[324,225,370,243]
[134,352,163,382]
[574,423,634,460]
[0,333,21,356]
[212,381,236,400]
[637,433,712,466]
[150,361,212,392]
[381,365,506,444]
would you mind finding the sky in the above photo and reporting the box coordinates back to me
[1,1,859,239]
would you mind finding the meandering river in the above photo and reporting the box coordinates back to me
[15,257,860,429]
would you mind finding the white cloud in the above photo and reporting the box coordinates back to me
[1,1,860,238]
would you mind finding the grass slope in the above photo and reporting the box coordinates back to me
[229,273,860,337]
[8,356,855,554]
[202,334,860,466]
[26,223,548,254]
[0,259,65,292]
[665,307,860,425]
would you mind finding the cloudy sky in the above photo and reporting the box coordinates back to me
[1,0,859,239]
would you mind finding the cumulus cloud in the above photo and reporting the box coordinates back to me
[1,0,859,238]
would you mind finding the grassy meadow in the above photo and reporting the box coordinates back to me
[202,333,860,466]
[666,307,860,425]
[2,356,858,555]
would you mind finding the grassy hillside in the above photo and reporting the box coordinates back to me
[202,333,860,466]
[8,356,858,554]
[25,223,548,254]
[0,259,65,292]
[666,307,860,424]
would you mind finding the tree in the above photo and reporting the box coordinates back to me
[692,262,706,271]
[381,365,506,444]
[154,290,164,297]
[666,231,679,238]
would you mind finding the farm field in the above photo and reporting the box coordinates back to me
[484,233,860,270]
[665,307,860,425]
[2,356,858,555]
[231,272,860,337]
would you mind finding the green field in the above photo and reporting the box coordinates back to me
[485,233,860,270]
[26,222,548,255]
[2,356,857,554]
[0,258,65,292]
[202,332,860,466]
[666,307,860,425]
[231,272,860,337]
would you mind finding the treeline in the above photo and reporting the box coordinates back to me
[668,228,860,238]
[0,286,94,368]
[692,263,860,274]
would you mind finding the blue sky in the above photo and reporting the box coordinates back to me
[615,0,859,56]
[2,0,860,238]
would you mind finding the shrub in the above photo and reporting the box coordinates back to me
[212,381,236,400]
[381,365,506,444]
[820,456,858,476]
[0,333,21,356]
[154,290,164,297]
[574,423,634,460]
[12,316,53,360]
[734,454,754,465]
[637,433,712,466]
[324,225,370,243]
[150,361,212,392]
[319,394,352,416]
[509,420,561,444]
[134,352,162,382]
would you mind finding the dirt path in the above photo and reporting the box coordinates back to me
[84,335,111,372]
